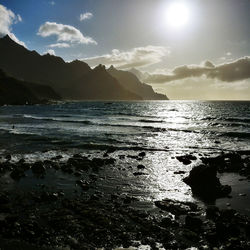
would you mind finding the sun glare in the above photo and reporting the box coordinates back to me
[166,2,190,29]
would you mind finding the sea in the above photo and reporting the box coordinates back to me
[0,100,250,214]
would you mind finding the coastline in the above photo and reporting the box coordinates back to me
[0,148,249,249]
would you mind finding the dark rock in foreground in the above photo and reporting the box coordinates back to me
[183,164,232,201]
[0,151,249,249]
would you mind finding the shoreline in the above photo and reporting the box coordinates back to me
[0,149,249,249]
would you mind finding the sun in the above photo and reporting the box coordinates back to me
[166,2,190,29]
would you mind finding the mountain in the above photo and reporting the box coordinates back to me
[128,68,150,82]
[108,66,168,100]
[0,69,59,105]
[0,35,141,100]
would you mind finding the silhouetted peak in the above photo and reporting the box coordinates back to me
[71,59,82,65]
[109,65,116,70]
[1,34,12,41]
[0,34,17,46]
[94,64,106,72]
[69,59,89,68]
[42,53,65,64]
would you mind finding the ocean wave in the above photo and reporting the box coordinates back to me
[9,130,38,135]
[220,132,250,139]
[23,115,92,124]
[224,117,250,123]
[138,119,164,123]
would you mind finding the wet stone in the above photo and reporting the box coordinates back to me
[133,172,148,176]
[174,171,186,174]
[5,155,11,161]
[137,164,145,170]
[185,215,203,231]
[10,168,26,180]
[138,152,146,157]
[31,161,46,174]
[183,164,232,201]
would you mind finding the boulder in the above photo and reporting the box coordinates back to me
[183,164,231,201]
[137,164,145,170]
[176,154,197,165]
[31,161,46,174]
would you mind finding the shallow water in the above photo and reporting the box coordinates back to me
[0,101,249,214]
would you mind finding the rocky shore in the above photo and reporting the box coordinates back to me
[0,150,249,249]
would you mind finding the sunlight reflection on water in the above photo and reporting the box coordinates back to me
[0,101,249,210]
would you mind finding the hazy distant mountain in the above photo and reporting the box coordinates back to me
[63,64,141,100]
[108,66,168,100]
[0,35,142,100]
[0,69,59,105]
[128,68,150,82]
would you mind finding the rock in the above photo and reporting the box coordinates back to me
[183,164,231,201]
[137,164,145,170]
[31,161,46,174]
[5,154,11,161]
[40,191,58,202]
[18,158,25,164]
[176,154,197,165]
[67,236,78,247]
[176,156,191,165]
[133,172,148,176]
[155,199,191,216]
[202,153,244,174]
[123,196,133,204]
[181,229,199,241]
[239,193,246,197]
[10,168,26,180]
[52,155,63,160]
[185,215,203,231]
[104,158,116,165]
[73,154,82,159]
[219,209,236,220]
[138,152,146,157]
[174,171,186,174]
[160,216,174,228]
[76,180,90,191]
[106,147,116,154]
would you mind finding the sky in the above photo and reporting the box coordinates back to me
[0,0,249,100]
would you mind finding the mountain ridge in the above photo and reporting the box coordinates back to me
[108,66,168,100]
[0,35,168,101]
[0,68,60,105]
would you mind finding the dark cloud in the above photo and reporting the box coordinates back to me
[146,57,250,83]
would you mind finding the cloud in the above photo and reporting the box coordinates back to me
[150,77,250,100]
[202,60,215,68]
[37,21,97,45]
[50,1,55,6]
[80,12,93,21]
[82,46,170,69]
[48,42,70,48]
[44,49,56,56]
[146,57,250,83]
[0,4,26,47]
[16,14,22,23]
